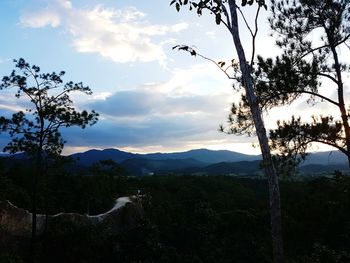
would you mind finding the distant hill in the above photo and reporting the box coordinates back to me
[121,158,208,176]
[198,160,262,176]
[299,163,349,174]
[68,148,350,176]
[144,148,260,164]
[71,148,141,166]
[71,148,260,167]
[301,151,348,165]
[2,148,350,176]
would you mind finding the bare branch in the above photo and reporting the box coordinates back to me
[198,54,237,80]
[345,41,350,50]
[250,5,261,66]
[173,45,237,80]
[236,5,254,37]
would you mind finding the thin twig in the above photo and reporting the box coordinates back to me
[236,5,254,37]
[250,5,261,66]
[196,53,236,80]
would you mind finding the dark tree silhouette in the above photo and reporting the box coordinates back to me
[0,58,99,244]
[171,1,284,262]
[244,0,350,166]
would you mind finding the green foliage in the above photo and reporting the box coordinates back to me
[0,58,99,242]
[281,173,350,260]
[1,173,350,262]
[219,0,350,168]
[0,158,31,206]
[170,0,267,25]
[248,0,350,163]
[269,116,345,162]
[0,253,24,263]
[90,159,127,177]
[302,243,350,263]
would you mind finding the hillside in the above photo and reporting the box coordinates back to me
[71,148,260,166]
[144,148,260,164]
[121,158,207,175]
[2,148,349,176]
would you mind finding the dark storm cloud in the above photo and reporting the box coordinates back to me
[88,88,226,118]
[0,88,233,152]
[60,111,223,149]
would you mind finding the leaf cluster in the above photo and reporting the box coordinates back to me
[171,0,267,25]
[270,0,350,50]
[270,115,345,160]
[222,0,350,166]
[254,54,321,110]
[2,174,350,262]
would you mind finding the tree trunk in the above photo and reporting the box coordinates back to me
[330,43,350,167]
[30,134,44,262]
[31,149,42,243]
[29,149,41,263]
[228,1,284,262]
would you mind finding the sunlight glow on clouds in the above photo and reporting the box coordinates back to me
[89,88,230,118]
[6,0,348,155]
[19,0,188,64]
[67,61,239,154]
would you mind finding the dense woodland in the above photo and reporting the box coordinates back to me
[0,0,350,262]
[0,157,349,263]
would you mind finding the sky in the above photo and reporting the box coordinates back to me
[0,0,348,155]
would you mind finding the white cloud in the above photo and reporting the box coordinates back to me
[89,88,230,118]
[76,60,241,153]
[0,103,25,113]
[20,9,61,28]
[154,62,234,97]
[19,1,188,64]
[90,91,113,101]
[170,22,188,32]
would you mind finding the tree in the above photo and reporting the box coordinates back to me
[171,1,284,262]
[251,0,350,165]
[0,58,99,243]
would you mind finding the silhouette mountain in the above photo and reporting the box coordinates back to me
[301,150,348,165]
[2,148,349,176]
[72,148,139,166]
[144,148,260,164]
[71,148,260,166]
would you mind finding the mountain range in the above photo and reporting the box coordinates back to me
[70,148,349,176]
[71,148,260,166]
[2,148,348,176]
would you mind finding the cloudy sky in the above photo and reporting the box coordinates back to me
[0,0,348,155]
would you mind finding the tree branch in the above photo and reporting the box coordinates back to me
[203,5,231,31]
[236,5,254,37]
[43,89,69,108]
[298,33,350,61]
[261,89,339,109]
[217,1,231,28]
[197,53,236,80]
[317,72,339,85]
[309,138,348,155]
[250,5,261,66]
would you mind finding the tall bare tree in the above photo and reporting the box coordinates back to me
[171,1,284,262]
